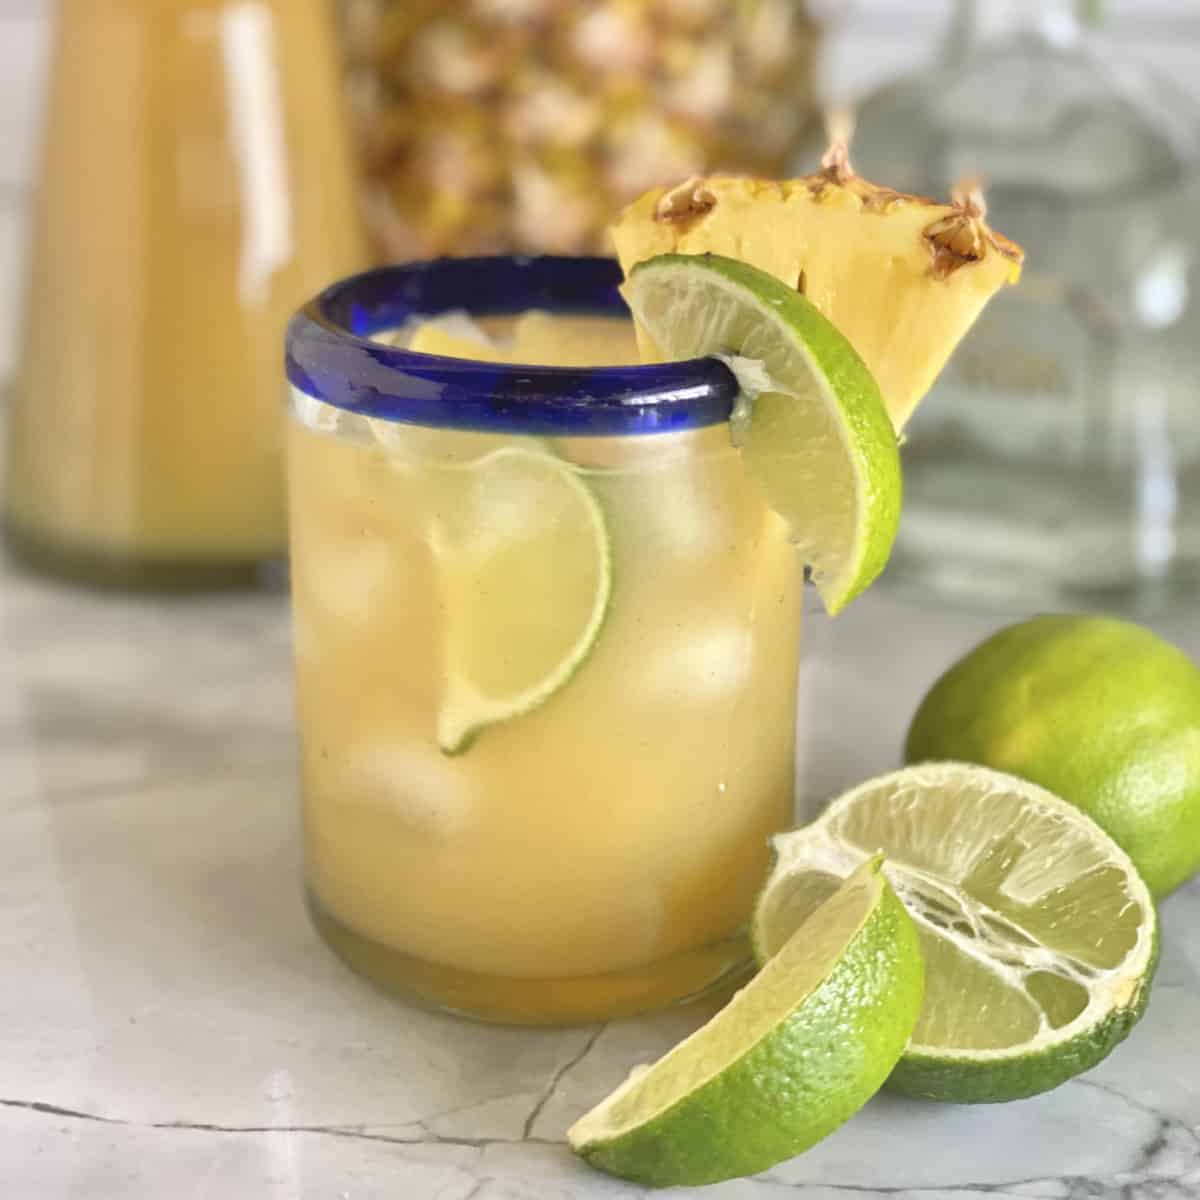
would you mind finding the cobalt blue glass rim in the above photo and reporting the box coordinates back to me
[285,255,739,436]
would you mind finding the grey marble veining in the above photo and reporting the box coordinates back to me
[0,560,1197,1199]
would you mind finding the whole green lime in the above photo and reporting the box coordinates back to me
[905,614,1200,898]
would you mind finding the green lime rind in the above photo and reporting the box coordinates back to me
[569,858,924,1188]
[626,253,901,615]
[888,922,1158,1102]
[904,613,1200,898]
[753,764,1160,1106]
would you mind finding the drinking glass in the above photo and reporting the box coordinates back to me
[286,256,803,1024]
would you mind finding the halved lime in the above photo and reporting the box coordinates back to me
[569,857,923,1187]
[754,763,1159,1104]
[430,446,611,754]
[624,253,901,614]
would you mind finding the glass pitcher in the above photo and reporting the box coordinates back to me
[4,0,368,588]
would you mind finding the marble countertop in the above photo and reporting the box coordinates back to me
[3,3,1200,1192]
[1,561,1197,1200]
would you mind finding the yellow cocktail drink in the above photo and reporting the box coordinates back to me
[286,258,803,1023]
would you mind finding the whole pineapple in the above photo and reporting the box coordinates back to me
[340,0,820,258]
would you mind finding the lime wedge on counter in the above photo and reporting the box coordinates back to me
[624,253,901,614]
[569,857,923,1187]
[754,763,1159,1104]
[431,447,611,754]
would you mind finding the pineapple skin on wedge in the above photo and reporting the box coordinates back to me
[610,175,1024,430]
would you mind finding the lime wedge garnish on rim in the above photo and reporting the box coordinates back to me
[430,446,611,754]
[624,253,901,614]
[568,857,923,1187]
[754,762,1159,1104]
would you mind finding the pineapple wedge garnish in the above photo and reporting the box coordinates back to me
[610,145,1024,430]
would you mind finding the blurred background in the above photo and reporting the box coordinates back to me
[4,0,1198,380]
[1,0,1199,605]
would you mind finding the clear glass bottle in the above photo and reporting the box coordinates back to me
[4,0,368,588]
[849,0,1200,605]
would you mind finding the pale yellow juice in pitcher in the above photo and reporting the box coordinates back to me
[5,0,366,585]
